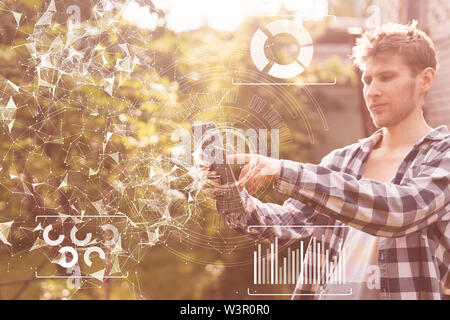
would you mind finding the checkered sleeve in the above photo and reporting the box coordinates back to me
[215,151,341,242]
[216,189,325,242]
[274,144,450,238]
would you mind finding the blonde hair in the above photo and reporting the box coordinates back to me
[352,21,439,75]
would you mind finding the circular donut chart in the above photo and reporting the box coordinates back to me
[250,19,314,79]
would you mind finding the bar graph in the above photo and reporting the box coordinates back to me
[252,236,346,286]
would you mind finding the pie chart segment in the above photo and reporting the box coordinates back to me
[250,28,270,72]
[268,60,304,79]
[297,45,314,68]
[250,19,314,79]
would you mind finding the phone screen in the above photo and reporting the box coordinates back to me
[192,122,246,214]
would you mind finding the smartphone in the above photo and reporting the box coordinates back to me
[192,122,246,213]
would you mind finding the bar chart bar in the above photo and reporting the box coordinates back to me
[291,250,295,285]
[275,237,278,284]
[313,237,316,284]
[318,243,321,284]
[270,243,274,284]
[300,241,304,284]
[305,248,309,284]
[288,247,291,285]
[254,251,257,284]
[321,235,325,283]
[309,250,312,284]
[258,244,261,284]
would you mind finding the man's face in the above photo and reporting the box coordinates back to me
[361,54,421,128]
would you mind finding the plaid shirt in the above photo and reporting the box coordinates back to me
[217,125,450,300]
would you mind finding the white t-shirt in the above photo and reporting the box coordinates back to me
[319,227,381,299]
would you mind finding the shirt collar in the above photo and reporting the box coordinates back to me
[358,125,449,153]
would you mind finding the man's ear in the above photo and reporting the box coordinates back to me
[419,67,436,95]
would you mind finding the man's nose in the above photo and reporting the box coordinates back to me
[367,81,382,99]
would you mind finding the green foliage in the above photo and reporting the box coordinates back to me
[0,0,356,300]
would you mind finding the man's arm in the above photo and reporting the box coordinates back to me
[216,189,329,243]
[214,151,341,243]
[274,145,450,237]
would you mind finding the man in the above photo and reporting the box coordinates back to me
[201,21,449,299]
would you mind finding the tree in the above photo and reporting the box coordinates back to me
[0,0,355,299]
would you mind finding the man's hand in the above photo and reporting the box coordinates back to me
[199,154,281,197]
[227,154,281,194]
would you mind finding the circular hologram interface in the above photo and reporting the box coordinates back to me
[250,19,314,79]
